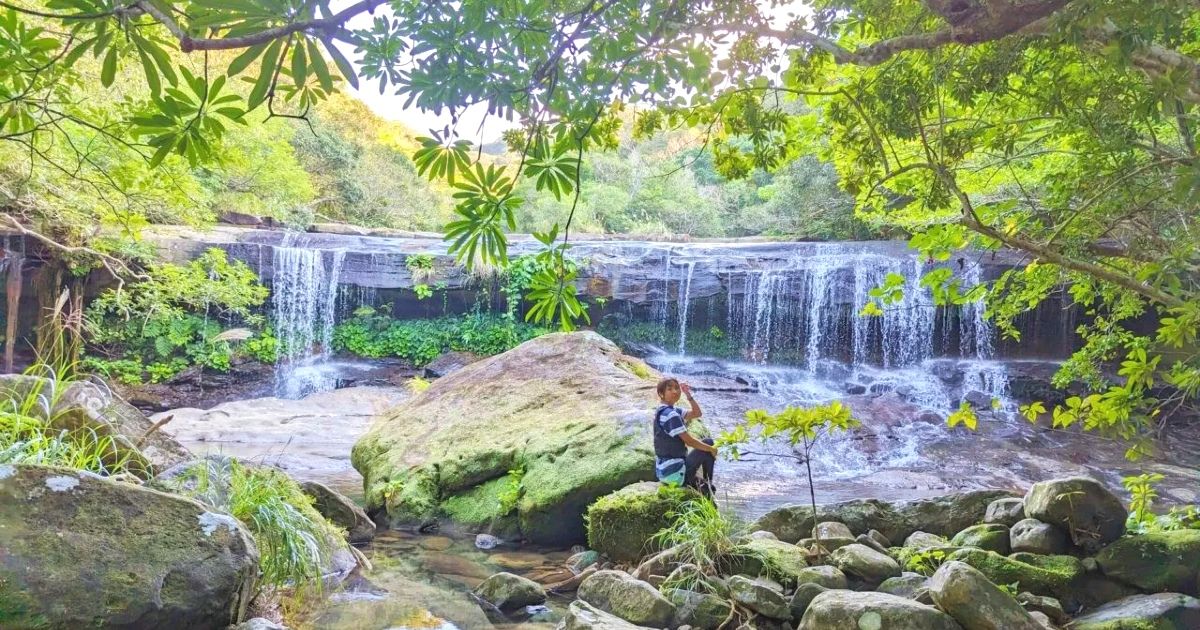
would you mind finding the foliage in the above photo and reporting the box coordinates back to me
[0,366,133,476]
[8,0,1200,441]
[718,402,859,555]
[84,248,271,380]
[496,461,526,517]
[172,459,347,592]
[891,547,949,577]
[1124,472,1200,533]
[597,320,741,358]
[650,494,745,577]
[330,309,546,366]
[405,376,430,395]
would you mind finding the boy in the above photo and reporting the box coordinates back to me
[653,377,717,497]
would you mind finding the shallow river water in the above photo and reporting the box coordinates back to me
[157,357,1200,630]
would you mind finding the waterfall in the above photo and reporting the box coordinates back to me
[271,237,346,399]
[654,248,673,329]
[677,261,696,353]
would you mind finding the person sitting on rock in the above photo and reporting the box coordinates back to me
[653,377,717,497]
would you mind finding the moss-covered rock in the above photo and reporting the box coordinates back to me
[301,480,377,544]
[665,588,732,630]
[928,560,1043,630]
[1095,530,1200,596]
[352,332,658,545]
[732,538,812,587]
[586,482,690,563]
[728,575,791,620]
[474,572,546,610]
[946,548,1084,601]
[1070,593,1200,630]
[951,524,1011,555]
[577,570,676,628]
[0,464,258,629]
[797,590,962,630]
[829,543,901,585]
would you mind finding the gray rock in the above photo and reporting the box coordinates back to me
[568,550,602,574]
[814,521,854,539]
[663,564,727,598]
[562,600,658,630]
[1027,611,1056,630]
[867,529,893,548]
[857,532,890,554]
[950,524,1010,555]
[928,561,1042,630]
[792,565,848,590]
[878,575,930,601]
[1070,593,1200,630]
[1009,518,1069,555]
[475,533,502,549]
[789,583,827,620]
[424,350,483,377]
[665,589,732,630]
[300,481,376,544]
[984,498,1026,527]
[1023,477,1127,553]
[751,490,1015,545]
[728,575,791,620]
[474,572,546,610]
[798,590,963,629]
[1016,593,1067,625]
[748,530,778,540]
[577,570,676,628]
[631,545,683,583]
[0,464,257,629]
[829,543,901,584]
[904,530,949,549]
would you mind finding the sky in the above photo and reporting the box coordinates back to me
[331,2,810,143]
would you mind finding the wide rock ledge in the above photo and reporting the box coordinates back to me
[352,332,657,545]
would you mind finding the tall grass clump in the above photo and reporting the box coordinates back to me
[0,365,132,475]
[173,459,349,592]
[651,498,746,582]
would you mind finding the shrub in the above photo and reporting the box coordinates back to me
[650,496,745,577]
[332,311,547,365]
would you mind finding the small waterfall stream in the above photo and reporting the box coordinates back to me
[270,234,346,398]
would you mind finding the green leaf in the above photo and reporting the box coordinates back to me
[136,49,161,96]
[248,38,285,109]
[321,37,358,90]
[227,42,267,77]
[306,39,333,92]
[291,38,308,87]
[101,46,118,87]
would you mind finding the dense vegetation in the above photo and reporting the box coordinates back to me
[331,307,547,366]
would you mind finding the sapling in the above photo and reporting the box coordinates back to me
[717,401,860,558]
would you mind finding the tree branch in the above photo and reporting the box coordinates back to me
[135,0,387,52]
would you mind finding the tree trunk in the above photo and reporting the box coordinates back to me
[4,255,22,373]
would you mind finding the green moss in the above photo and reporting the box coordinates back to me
[950,524,1010,554]
[1095,530,1200,595]
[948,549,1084,599]
[619,358,654,380]
[442,476,510,525]
[586,482,691,563]
[732,538,812,587]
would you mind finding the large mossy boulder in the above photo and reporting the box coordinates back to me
[586,482,690,563]
[751,490,1015,545]
[352,332,658,545]
[0,464,258,629]
[474,572,546,610]
[950,524,1010,555]
[1095,530,1200,595]
[829,543,901,585]
[1024,476,1128,553]
[1070,593,1200,630]
[797,590,963,630]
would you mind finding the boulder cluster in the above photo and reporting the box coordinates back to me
[0,375,373,629]
[474,478,1200,630]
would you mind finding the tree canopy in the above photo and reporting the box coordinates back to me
[3,0,1199,449]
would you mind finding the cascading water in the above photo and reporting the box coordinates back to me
[644,243,1015,479]
[270,235,346,399]
[677,261,696,352]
